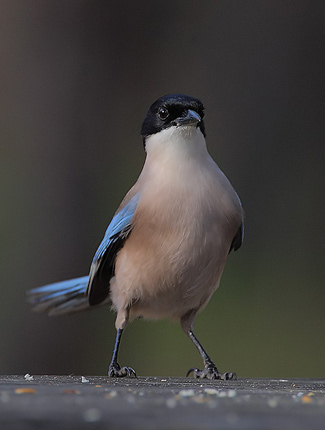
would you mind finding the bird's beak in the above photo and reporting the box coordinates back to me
[176,109,201,126]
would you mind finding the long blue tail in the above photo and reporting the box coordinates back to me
[27,276,93,316]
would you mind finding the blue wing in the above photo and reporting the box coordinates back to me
[27,192,140,315]
[87,192,140,305]
[229,222,244,253]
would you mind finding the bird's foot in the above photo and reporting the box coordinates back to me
[186,364,237,380]
[108,362,137,378]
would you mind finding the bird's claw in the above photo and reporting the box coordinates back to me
[108,362,137,378]
[186,365,237,380]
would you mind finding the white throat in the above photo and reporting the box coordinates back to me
[144,126,209,168]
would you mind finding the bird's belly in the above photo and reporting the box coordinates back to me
[110,225,229,321]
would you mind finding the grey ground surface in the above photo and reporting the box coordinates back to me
[0,375,324,429]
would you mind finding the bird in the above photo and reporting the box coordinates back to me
[28,94,244,380]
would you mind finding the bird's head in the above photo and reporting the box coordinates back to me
[141,94,206,149]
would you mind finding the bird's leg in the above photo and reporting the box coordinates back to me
[108,328,136,378]
[186,329,237,380]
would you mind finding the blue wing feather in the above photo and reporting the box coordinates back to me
[93,193,139,262]
[87,192,140,305]
[27,193,140,315]
[229,222,244,253]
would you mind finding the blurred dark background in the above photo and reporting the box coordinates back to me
[1,1,324,378]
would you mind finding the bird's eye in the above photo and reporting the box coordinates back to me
[158,107,169,120]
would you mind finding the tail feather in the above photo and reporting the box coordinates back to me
[27,276,92,316]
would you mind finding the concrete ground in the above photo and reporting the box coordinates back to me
[0,375,324,429]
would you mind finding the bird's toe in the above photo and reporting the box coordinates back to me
[187,365,237,380]
[108,363,137,378]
